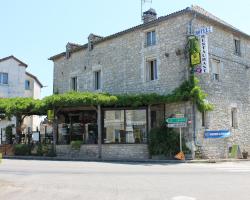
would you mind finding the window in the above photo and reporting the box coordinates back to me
[146,59,158,81]
[234,39,241,56]
[211,59,221,81]
[146,31,156,46]
[103,109,147,144]
[0,73,8,84]
[94,70,101,90]
[231,108,238,128]
[71,77,77,91]
[25,80,30,90]
[201,111,206,127]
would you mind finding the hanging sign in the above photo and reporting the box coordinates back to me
[204,130,231,139]
[194,26,213,36]
[200,34,209,73]
[191,52,201,66]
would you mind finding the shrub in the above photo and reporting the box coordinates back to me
[14,144,30,156]
[70,140,82,150]
[148,127,190,158]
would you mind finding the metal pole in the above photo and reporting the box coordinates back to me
[180,128,182,152]
[97,105,102,159]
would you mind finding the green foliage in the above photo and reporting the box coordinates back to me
[0,74,213,118]
[70,140,82,150]
[148,127,191,157]
[13,144,30,156]
[188,36,200,55]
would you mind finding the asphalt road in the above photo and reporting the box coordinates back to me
[0,159,250,200]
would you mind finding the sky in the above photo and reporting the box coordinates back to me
[1,0,250,97]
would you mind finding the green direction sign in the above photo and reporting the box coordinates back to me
[166,118,187,123]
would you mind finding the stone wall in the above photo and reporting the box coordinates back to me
[56,144,149,160]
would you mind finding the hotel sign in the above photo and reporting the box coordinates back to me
[194,26,212,74]
[195,26,213,36]
[200,34,209,73]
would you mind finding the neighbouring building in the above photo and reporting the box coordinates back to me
[0,55,43,144]
[49,6,250,160]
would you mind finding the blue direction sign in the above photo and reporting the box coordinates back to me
[204,130,231,139]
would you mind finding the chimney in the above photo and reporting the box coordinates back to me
[142,8,157,23]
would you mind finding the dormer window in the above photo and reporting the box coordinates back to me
[88,41,94,51]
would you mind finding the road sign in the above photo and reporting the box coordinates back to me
[167,122,187,128]
[166,118,187,123]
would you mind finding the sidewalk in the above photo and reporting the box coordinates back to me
[2,155,250,164]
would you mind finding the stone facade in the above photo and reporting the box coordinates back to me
[56,144,149,160]
[51,6,250,159]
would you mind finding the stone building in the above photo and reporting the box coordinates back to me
[49,6,250,159]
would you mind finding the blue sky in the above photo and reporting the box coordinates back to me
[1,0,250,97]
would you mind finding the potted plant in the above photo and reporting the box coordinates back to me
[242,149,248,159]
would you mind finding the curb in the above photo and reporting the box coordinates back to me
[2,156,250,164]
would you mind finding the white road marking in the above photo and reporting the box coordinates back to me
[171,196,196,200]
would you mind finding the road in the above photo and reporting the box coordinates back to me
[0,159,250,200]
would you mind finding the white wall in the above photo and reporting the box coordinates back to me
[0,58,26,98]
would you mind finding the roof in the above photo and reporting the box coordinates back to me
[0,55,28,67]
[25,72,43,88]
[49,5,250,61]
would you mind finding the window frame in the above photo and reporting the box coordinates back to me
[0,72,8,85]
[94,70,101,90]
[146,30,156,47]
[234,39,241,56]
[70,76,78,91]
[146,58,158,81]
[211,59,221,82]
[231,107,238,128]
[25,80,31,90]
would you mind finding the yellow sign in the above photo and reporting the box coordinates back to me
[175,151,185,160]
[47,110,54,121]
[191,52,201,66]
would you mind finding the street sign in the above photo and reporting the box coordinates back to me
[204,130,231,139]
[167,122,187,128]
[166,118,187,123]
[194,26,213,36]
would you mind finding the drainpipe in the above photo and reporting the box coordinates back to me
[97,105,102,159]
[187,13,198,152]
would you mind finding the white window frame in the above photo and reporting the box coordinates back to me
[146,30,156,46]
[146,58,158,81]
[211,59,221,81]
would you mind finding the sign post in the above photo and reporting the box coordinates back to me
[166,115,187,160]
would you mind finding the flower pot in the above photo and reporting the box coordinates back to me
[242,152,248,159]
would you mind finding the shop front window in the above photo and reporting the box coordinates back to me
[57,110,98,144]
[103,109,147,144]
